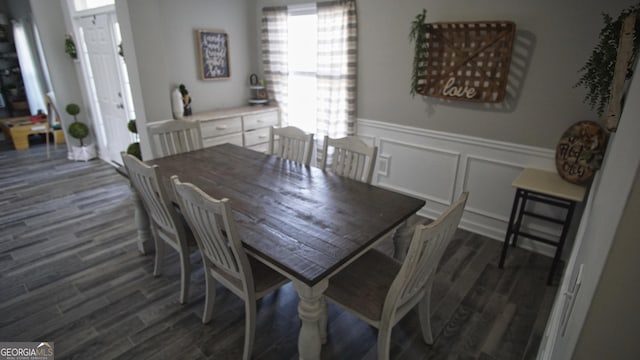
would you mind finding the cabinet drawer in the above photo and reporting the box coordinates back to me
[200,117,242,137]
[243,111,278,131]
[244,127,271,147]
[203,133,243,148]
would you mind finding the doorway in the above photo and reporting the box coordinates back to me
[70,2,135,165]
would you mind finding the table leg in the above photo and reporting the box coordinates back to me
[131,188,154,254]
[293,279,328,360]
[511,189,529,247]
[11,131,29,150]
[499,189,522,268]
[46,127,50,159]
[547,201,576,285]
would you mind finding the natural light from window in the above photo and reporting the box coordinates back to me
[287,9,317,134]
[73,0,114,12]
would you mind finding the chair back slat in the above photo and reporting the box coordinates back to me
[121,152,180,237]
[148,119,203,158]
[321,135,378,184]
[172,177,248,282]
[269,126,314,165]
[393,192,468,308]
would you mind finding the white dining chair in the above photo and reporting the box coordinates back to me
[147,119,203,158]
[171,175,289,360]
[322,192,469,359]
[268,126,315,165]
[320,135,378,184]
[121,152,197,304]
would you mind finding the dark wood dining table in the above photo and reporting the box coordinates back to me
[138,143,425,359]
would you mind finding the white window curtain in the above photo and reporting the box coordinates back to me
[261,7,289,125]
[316,0,357,141]
[262,0,357,160]
[12,18,47,115]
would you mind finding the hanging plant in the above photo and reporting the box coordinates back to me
[409,9,429,97]
[575,3,640,117]
[65,34,78,60]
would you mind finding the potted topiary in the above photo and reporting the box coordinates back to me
[67,103,96,161]
[126,119,141,160]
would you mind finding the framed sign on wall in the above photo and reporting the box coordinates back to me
[416,21,516,103]
[196,29,230,80]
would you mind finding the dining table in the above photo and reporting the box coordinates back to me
[137,143,426,359]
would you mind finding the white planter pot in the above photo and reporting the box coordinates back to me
[71,144,97,162]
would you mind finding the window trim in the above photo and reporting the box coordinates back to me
[288,3,317,17]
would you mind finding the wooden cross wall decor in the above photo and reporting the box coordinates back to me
[416,21,516,103]
[603,13,636,132]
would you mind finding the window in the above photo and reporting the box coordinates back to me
[287,5,317,134]
[73,0,114,12]
[262,0,357,147]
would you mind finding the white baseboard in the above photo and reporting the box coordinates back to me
[358,118,561,258]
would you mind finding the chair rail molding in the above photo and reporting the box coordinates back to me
[358,118,559,257]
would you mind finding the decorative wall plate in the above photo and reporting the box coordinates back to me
[555,120,608,184]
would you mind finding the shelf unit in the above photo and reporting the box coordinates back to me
[0,41,29,117]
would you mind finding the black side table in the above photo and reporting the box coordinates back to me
[499,168,586,285]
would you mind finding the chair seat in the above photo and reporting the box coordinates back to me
[211,256,287,295]
[325,249,401,322]
[250,256,288,294]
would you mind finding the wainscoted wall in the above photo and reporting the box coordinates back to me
[358,118,564,258]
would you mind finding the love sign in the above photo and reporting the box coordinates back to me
[416,21,516,103]
[442,77,477,99]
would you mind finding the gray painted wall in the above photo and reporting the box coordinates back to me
[571,167,640,359]
[18,0,637,152]
[125,0,172,126]
[126,0,254,122]
[255,0,632,148]
[123,0,255,159]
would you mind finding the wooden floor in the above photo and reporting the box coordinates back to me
[0,141,558,359]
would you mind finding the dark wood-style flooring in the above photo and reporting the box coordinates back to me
[0,140,558,359]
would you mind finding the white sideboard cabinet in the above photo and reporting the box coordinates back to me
[183,105,279,152]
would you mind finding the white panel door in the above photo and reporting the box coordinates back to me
[78,14,129,164]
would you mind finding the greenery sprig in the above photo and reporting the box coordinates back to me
[65,34,77,60]
[575,3,640,117]
[409,9,429,97]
